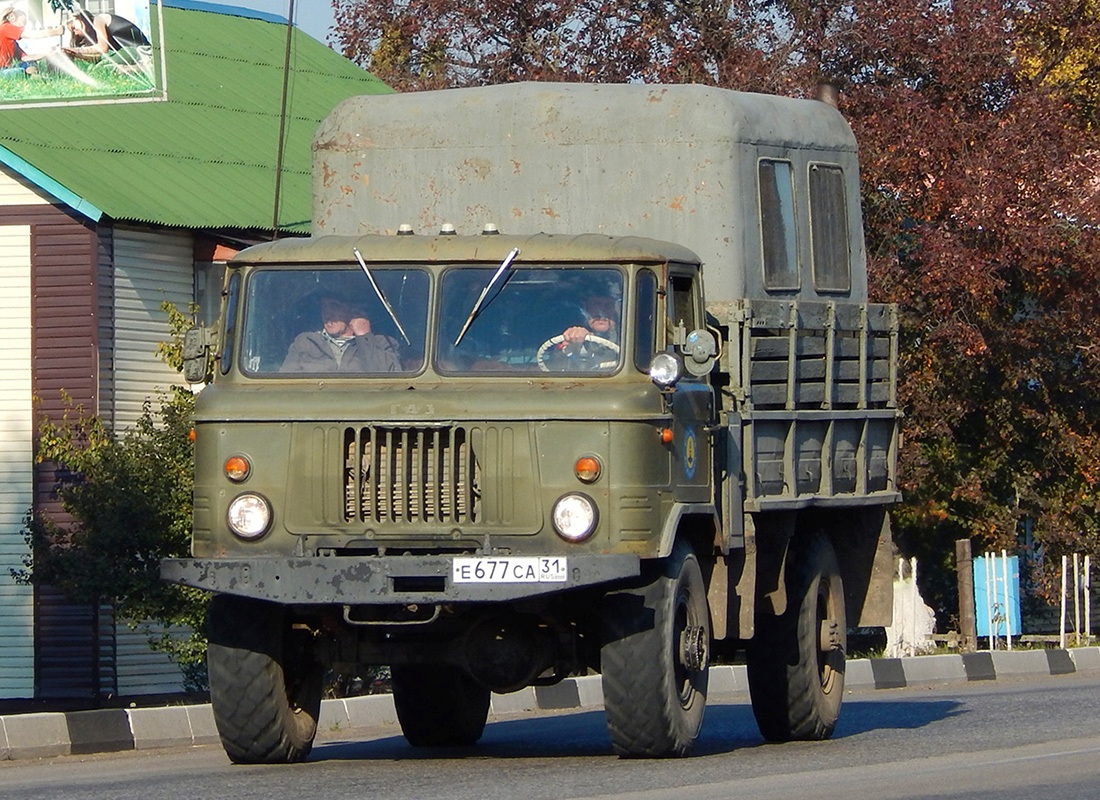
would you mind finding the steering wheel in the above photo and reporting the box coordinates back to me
[536,333,620,372]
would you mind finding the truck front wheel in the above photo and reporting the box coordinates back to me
[747,531,846,742]
[207,595,323,763]
[391,664,491,746]
[601,539,710,757]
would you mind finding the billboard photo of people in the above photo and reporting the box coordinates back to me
[0,1,163,106]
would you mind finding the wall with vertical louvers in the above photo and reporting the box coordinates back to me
[108,226,194,426]
[109,226,194,695]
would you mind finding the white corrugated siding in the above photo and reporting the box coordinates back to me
[0,170,50,206]
[109,226,194,426]
[109,226,194,695]
[0,225,35,698]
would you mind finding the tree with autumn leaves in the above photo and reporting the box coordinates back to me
[334,0,1100,624]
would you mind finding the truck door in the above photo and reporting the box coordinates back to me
[666,270,713,501]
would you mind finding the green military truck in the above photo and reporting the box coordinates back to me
[162,82,899,763]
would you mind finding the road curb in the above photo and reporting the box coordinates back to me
[3,647,1098,761]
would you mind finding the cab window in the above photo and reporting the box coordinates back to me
[240,268,430,376]
[436,266,624,375]
[667,273,697,333]
[634,269,658,372]
[220,270,240,375]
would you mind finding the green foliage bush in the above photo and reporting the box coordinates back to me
[13,302,209,679]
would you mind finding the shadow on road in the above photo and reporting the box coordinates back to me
[311,696,965,762]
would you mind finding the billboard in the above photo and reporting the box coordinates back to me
[0,1,164,107]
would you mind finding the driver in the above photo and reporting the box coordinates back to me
[562,295,619,347]
[547,295,620,370]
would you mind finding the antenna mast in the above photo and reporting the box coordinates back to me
[271,0,296,238]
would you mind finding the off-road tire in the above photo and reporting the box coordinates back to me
[601,539,710,757]
[747,531,846,742]
[207,595,323,764]
[391,664,491,746]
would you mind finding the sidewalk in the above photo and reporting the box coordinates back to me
[3,647,1098,760]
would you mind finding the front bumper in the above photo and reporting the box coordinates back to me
[160,553,642,605]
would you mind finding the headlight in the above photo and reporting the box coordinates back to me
[227,493,272,540]
[552,493,598,542]
[649,352,683,387]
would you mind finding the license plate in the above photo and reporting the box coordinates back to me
[453,556,568,584]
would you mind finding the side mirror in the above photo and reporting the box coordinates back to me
[182,327,215,384]
[681,329,717,377]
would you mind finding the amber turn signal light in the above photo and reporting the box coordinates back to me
[659,428,674,444]
[574,456,601,483]
[224,455,251,482]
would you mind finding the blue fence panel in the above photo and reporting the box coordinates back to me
[974,554,1021,637]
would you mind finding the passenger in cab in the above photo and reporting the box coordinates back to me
[281,297,400,373]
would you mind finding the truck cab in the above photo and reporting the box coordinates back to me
[177,232,714,575]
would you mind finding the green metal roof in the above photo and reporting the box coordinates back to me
[0,3,390,233]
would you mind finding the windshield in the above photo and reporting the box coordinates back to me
[240,268,429,375]
[437,266,624,375]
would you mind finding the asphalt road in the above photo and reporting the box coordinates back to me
[3,673,1100,800]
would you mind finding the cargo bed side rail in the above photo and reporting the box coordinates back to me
[709,298,901,510]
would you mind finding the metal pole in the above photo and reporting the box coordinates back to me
[271,0,297,236]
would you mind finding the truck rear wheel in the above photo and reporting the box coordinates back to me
[207,595,323,764]
[747,531,846,742]
[601,539,710,757]
[391,664,491,746]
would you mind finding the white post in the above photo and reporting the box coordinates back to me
[1002,549,1012,651]
[1086,555,1092,645]
[985,551,995,651]
[1074,552,1082,647]
[1061,554,1068,650]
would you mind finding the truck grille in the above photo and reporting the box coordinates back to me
[344,426,480,524]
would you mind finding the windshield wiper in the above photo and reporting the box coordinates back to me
[353,247,411,345]
[454,247,520,347]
